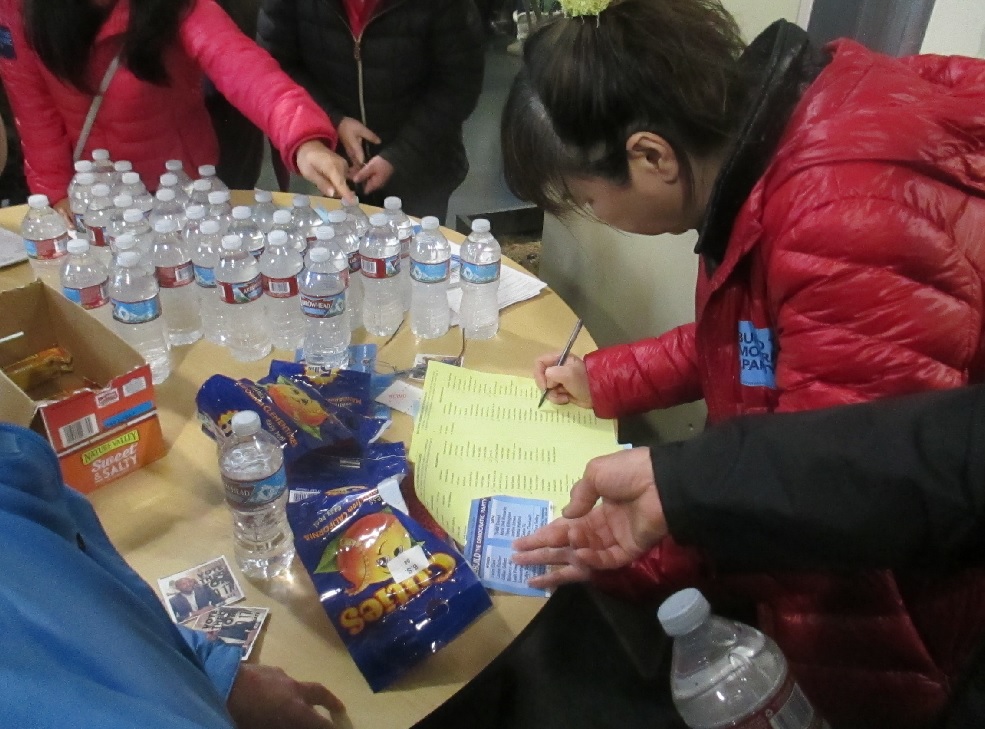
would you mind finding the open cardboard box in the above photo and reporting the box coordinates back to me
[0,281,165,492]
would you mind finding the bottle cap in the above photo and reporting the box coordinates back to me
[369,213,388,227]
[153,218,177,234]
[273,209,292,224]
[657,588,711,637]
[91,183,111,198]
[422,216,440,230]
[198,164,217,177]
[156,188,176,202]
[471,218,491,234]
[267,230,288,246]
[315,225,334,241]
[327,209,346,224]
[254,189,273,203]
[76,173,96,186]
[115,233,136,250]
[123,208,144,223]
[165,159,183,172]
[67,239,89,255]
[383,196,402,211]
[74,160,94,173]
[91,148,110,161]
[192,179,211,192]
[114,161,132,172]
[113,194,134,208]
[28,194,50,209]
[120,172,140,185]
[186,205,206,220]
[159,172,178,187]
[200,219,221,235]
[232,206,251,220]
[221,235,241,251]
[230,410,261,436]
[309,246,331,263]
[118,251,141,268]
[208,191,229,205]
[292,194,310,208]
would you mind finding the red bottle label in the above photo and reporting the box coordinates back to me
[156,261,194,288]
[89,225,107,247]
[63,281,109,309]
[360,252,399,280]
[218,274,263,304]
[25,232,70,260]
[262,274,299,299]
[731,674,825,729]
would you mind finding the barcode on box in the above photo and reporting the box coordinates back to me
[59,414,99,448]
[122,377,147,397]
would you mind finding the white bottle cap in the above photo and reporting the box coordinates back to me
[76,173,96,186]
[118,251,141,267]
[74,160,94,173]
[165,160,184,172]
[309,246,331,263]
[208,191,229,205]
[192,179,211,192]
[273,209,292,224]
[114,160,132,172]
[369,213,388,227]
[327,209,347,224]
[67,239,89,255]
[91,183,111,198]
[153,218,177,234]
[254,189,273,203]
[221,234,241,251]
[156,188,176,202]
[185,204,206,220]
[28,194,50,209]
[231,410,261,436]
[267,230,288,246]
[657,588,711,637]
[200,219,221,235]
[91,148,110,161]
[232,206,251,220]
[122,209,144,223]
[315,226,334,241]
[198,164,217,177]
[421,216,439,231]
[383,196,402,211]
[292,194,310,208]
[159,172,178,187]
[120,171,141,185]
[471,218,491,234]
[115,233,136,250]
[113,194,134,208]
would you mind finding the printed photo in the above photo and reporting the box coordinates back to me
[157,556,245,624]
[188,606,270,660]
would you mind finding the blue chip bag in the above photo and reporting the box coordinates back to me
[288,484,492,691]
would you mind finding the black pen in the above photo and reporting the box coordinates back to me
[538,318,584,408]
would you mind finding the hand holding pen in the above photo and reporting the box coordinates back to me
[534,319,593,408]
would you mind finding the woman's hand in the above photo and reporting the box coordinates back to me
[533,352,592,408]
[295,141,355,203]
[53,198,74,229]
[350,155,394,195]
[336,117,381,171]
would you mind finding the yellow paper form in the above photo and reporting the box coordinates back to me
[409,362,623,544]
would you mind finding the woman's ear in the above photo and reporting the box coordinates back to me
[626,132,679,184]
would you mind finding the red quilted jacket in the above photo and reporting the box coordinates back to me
[585,27,985,729]
[0,0,337,202]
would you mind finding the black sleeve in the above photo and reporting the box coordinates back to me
[651,386,985,570]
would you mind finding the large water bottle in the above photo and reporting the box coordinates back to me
[109,251,171,384]
[192,219,225,345]
[658,589,829,729]
[61,238,111,327]
[68,167,95,232]
[218,410,295,579]
[459,218,501,340]
[300,237,350,370]
[326,209,362,332]
[84,183,115,251]
[215,234,271,361]
[290,194,323,248]
[259,229,305,352]
[342,195,370,238]
[272,209,305,253]
[229,206,265,259]
[206,190,234,234]
[21,194,70,285]
[252,189,278,234]
[197,164,229,193]
[359,212,403,337]
[151,218,202,345]
[165,159,194,194]
[409,216,451,339]
[383,196,413,311]
[149,187,186,231]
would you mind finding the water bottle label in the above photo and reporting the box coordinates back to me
[156,261,195,288]
[461,260,500,284]
[112,295,162,324]
[218,274,263,304]
[194,264,216,287]
[24,232,69,260]
[400,233,411,259]
[73,213,87,232]
[731,674,825,729]
[263,274,299,298]
[300,291,346,317]
[222,467,288,507]
[63,281,109,309]
[410,259,450,284]
[360,252,400,279]
[347,250,361,273]
[89,225,108,247]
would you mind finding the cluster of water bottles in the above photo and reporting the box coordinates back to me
[21,149,503,386]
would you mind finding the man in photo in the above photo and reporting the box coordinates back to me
[169,576,223,623]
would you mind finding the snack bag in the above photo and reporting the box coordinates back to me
[288,484,491,691]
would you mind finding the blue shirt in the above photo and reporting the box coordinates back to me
[0,424,241,729]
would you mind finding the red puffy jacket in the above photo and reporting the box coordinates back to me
[0,0,337,202]
[585,31,985,729]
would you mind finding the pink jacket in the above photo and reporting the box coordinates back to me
[0,0,337,202]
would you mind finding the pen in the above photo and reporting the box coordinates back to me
[538,318,583,408]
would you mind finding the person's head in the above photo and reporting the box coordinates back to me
[501,0,749,235]
[174,577,198,594]
[24,0,194,91]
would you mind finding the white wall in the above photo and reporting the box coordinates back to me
[921,0,985,57]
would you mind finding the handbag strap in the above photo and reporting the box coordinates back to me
[72,51,122,162]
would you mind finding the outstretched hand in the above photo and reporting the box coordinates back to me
[227,664,345,729]
[533,352,592,408]
[296,140,355,203]
[512,447,668,589]
[350,155,394,195]
[336,117,381,170]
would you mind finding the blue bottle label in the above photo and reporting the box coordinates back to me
[193,264,216,287]
[112,295,162,324]
[223,466,287,507]
[461,260,500,284]
[301,291,346,318]
[410,259,450,284]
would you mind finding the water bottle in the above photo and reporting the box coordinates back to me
[359,212,403,337]
[183,204,207,250]
[112,232,155,277]
[150,187,186,230]
[197,164,228,193]
[300,237,350,370]
[259,229,305,352]
[342,196,370,238]
[252,189,278,234]
[158,172,189,206]
[61,238,111,326]
[291,194,323,247]
[459,218,501,339]
[111,209,154,258]
[229,206,265,259]
[165,159,194,194]
[151,218,202,345]
[117,172,154,216]
[272,209,304,253]
[68,168,95,232]
[215,234,271,361]
[658,589,829,729]
[207,190,234,234]
[383,196,413,311]
[90,148,115,184]
[109,251,172,384]
[192,219,224,345]
[189,178,212,206]
[326,209,362,332]
[109,160,131,190]
[409,216,451,339]
[218,410,295,579]
[21,194,70,285]
[83,183,115,250]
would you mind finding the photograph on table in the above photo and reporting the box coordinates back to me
[157,555,245,624]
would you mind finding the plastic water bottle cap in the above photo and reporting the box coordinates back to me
[114,161,132,172]
[123,209,144,223]
[91,149,110,161]
[115,234,136,250]
[267,230,288,246]
[232,206,251,220]
[159,172,178,187]
[383,196,402,211]
[192,179,211,192]
[471,218,491,234]
[118,251,141,267]
[198,164,216,177]
[165,160,183,172]
[186,205,206,220]
[273,210,292,224]
[327,210,346,224]
[74,160,94,173]
[76,173,96,186]
[121,172,140,185]
[231,410,261,436]
[91,184,112,198]
[153,218,177,234]
[369,213,388,227]
[221,235,241,251]
[292,194,310,208]
[200,219,221,235]
[421,216,440,231]
[657,588,711,637]
[28,194,50,209]
[309,246,331,263]
[315,226,334,241]
[208,191,229,205]
[156,188,176,202]
[254,189,273,203]
[67,239,89,255]
[113,195,133,208]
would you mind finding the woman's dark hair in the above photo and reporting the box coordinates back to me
[25,0,194,91]
[501,0,749,216]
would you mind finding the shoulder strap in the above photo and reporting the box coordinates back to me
[72,51,122,162]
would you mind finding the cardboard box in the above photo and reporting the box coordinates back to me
[0,281,165,492]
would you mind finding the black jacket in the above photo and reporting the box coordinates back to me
[257,0,484,193]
